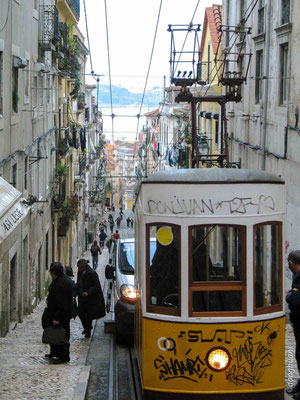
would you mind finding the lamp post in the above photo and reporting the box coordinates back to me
[197,135,209,159]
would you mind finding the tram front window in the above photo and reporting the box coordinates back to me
[192,225,243,282]
[190,225,246,315]
[254,222,282,313]
[147,224,180,314]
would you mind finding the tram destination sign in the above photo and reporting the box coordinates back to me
[144,185,284,216]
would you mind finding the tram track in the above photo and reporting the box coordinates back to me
[107,333,142,400]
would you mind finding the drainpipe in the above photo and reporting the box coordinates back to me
[261,0,271,170]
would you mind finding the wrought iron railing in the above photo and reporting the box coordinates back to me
[39,6,59,46]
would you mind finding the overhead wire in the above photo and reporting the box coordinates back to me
[104,0,115,147]
[133,0,163,162]
[173,0,201,75]
[82,0,95,75]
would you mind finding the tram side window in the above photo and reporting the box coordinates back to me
[190,225,246,315]
[147,224,180,315]
[254,222,282,313]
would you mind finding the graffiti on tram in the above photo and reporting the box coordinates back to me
[153,321,279,385]
[147,194,276,216]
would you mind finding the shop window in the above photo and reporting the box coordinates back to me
[189,225,246,316]
[254,222,282,314]
[147,224,181,316]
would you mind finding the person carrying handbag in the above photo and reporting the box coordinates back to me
[42,262,74,363]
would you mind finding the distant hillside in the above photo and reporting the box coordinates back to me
[97,85,161,107]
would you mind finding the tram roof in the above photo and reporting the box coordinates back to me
[142,169,284,184]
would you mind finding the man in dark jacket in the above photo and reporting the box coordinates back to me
[286,250,300,398]
[45,262,74,363]
[77,259,105,338]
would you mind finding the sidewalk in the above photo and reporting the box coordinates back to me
[0,248,109,400]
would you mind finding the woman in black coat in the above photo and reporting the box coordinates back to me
[44,262,74,363]
[77,259,105,337]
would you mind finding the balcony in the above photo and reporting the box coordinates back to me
[39,6,59,51]
[57,0,80,23]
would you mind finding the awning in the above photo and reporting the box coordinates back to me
[0,177,30,243]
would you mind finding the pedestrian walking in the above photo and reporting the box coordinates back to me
[130,218,134,228]
[99,230,107,249]
[286,250,300,398]
[126,216,130,228]
[90,240,102,270]
[108,213,113,222]
[77,259,105,338]
[110,219,115,233]
[42,262,74,363]
[112,230,120,241]
[116,216,121,228]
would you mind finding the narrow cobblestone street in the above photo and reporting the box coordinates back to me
[0,210,134,399]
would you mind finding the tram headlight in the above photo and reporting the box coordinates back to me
[120,284,138,304]
[206,347,231,372]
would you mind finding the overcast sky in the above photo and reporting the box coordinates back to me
[79,0,219,93]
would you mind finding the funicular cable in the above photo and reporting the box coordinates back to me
[133,0,163,168]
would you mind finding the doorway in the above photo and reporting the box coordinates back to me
[10,254,18,322]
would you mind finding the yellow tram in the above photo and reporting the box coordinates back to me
[134,169,285,399]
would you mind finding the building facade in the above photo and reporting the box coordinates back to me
[0,0,97,336]
[223,0,295,287]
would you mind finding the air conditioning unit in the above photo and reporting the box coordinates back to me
[13,56,28,69]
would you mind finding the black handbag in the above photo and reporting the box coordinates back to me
[42,326,66,345]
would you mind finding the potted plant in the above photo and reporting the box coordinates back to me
[54,164,67,180]
[57,196,79,236]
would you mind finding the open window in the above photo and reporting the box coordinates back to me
[254,222,282,314]
[146,224,181,316]
[189,224,246,316]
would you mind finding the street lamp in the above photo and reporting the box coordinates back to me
[197,135,210,159]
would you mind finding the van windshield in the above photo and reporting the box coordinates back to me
[120,241,156,274]
[120,242,135,274]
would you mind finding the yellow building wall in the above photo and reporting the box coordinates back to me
[200,27,223,155]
